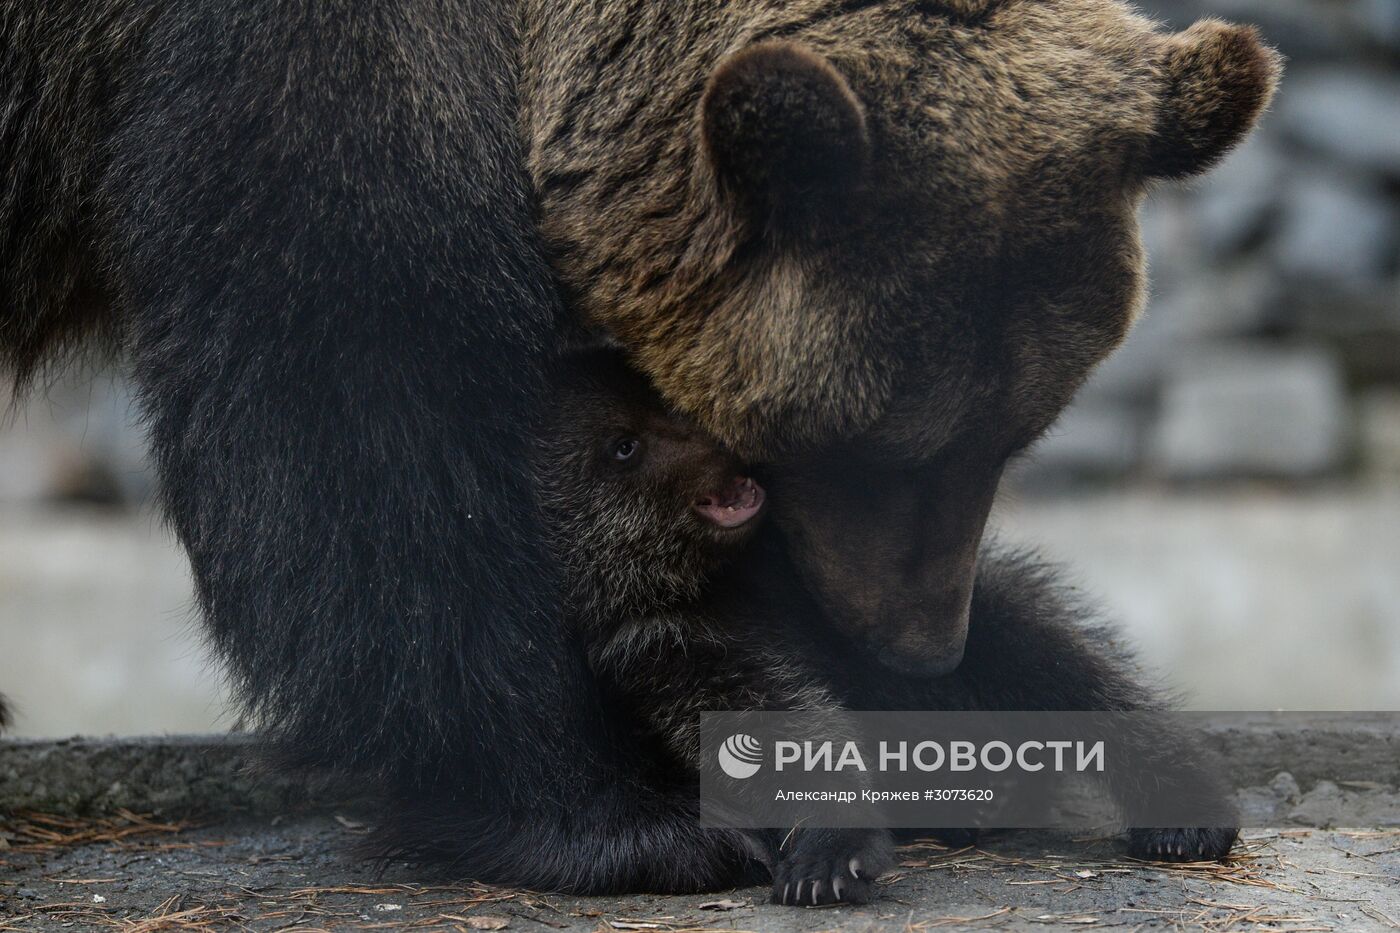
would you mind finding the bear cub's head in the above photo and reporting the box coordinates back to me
[537,349,766,626]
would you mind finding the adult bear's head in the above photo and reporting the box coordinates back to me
[524,0,1280,673]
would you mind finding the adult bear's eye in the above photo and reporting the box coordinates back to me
[612,437,642,462]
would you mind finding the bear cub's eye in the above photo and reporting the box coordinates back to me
[612,437,642,463]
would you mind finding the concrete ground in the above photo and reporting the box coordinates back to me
[2,732,1398,931]
[3,814,1398,931]
[3,485,1400,738]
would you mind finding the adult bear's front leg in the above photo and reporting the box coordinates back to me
[956,553,1238,862]
[92,0,757,891]
[835,551,1238,862]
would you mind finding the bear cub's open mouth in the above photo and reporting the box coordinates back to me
[693,477,766,529]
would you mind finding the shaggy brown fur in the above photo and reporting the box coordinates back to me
[537,350,896,906]
[520,0,1280,672]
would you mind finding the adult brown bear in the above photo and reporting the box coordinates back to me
[522,0,1280,674]
[1,0,1276,895]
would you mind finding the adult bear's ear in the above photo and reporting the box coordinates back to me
[1144,20,1282,180]
[701,41,869,223]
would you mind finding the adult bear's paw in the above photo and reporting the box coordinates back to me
[770,828,893,906]
[1128,827,1239,862]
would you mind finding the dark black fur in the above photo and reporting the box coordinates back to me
[814,551,1239,862]
[2,0,758,894]
[537,351,895,905]
[539,353,1236,897]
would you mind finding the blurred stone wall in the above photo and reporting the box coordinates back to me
[0,369,153,508]
[1020,0,1400,486]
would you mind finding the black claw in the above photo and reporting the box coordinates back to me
[769,829,894,907]
[1128,827,1238,863]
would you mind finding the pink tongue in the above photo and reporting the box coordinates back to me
[694,477,766,529]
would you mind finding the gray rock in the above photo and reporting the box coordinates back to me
[1084,302,1179,401]
[1289,780,1346,828]
[1142,0,1351,61]
[0,382,93,503]
[1287,280,1400,386]
[1291,278,1400,335]
[1151,265,1282,339]
[1141,190,1207,296]
[0,369,154,506]
[1150,344,1351,479]
[1088,267,1281,404]
[1193,132,1288,257]
[1338,332,1400,387]
[1289,280,1400,386]
[1010,400,1142,482]
[1234,771,1302,825]
[1277,70,1400,176]
[1234,787,1287,825]
[1360,389,1400,478]
[1271,771,1302,803]
[1358,0,1400,53]
[1270,171,1397,288]
[1286,778,1400,829]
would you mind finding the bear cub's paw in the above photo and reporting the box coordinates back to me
[1128,827,1239,863]
[770,828,894,906]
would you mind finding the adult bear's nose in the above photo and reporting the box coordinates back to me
[767,445,1002,677]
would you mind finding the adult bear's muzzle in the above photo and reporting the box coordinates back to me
[771,447,1003,677]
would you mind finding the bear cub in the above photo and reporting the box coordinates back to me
[536,348,895,906]
[536,348,1239,902]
